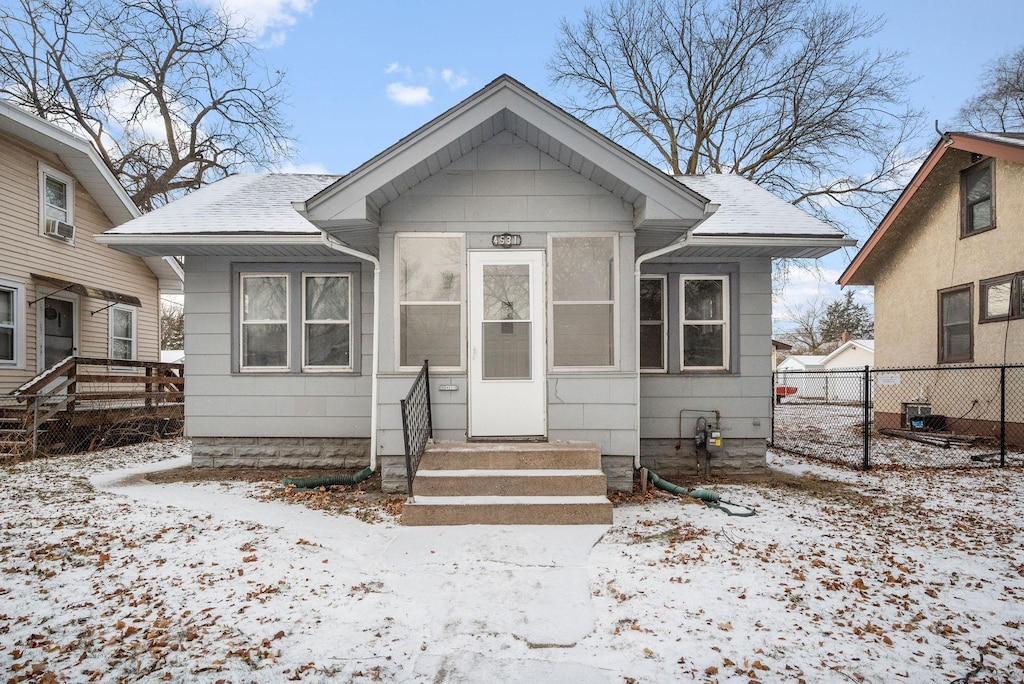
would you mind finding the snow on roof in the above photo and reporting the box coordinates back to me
[952,131,1024,148]
[678,174,844,238]
[104,173,342,235]
[778,355,826,369]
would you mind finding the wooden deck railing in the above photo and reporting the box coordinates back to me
[3,356,184,457]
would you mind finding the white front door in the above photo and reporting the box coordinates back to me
[469,250,546,437]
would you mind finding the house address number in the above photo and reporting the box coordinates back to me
[491,232,522,248]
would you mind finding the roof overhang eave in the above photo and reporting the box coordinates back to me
[665,234,856,259]
[96,232,325,254]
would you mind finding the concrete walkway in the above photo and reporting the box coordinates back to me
[93,460,615,683]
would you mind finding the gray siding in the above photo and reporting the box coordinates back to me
[639,257,773,443]
[183,255,373,438]
[375,129,639,458]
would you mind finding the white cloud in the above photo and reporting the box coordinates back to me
[441,69,469,91]
[382,64,471,106]
[198,0,315,42]
[386,82,433,106]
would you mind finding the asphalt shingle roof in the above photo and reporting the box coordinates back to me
[678,174,843,237]
[104,173,342,235]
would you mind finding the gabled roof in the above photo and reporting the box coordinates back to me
[0,100,183,291]
[778,355,826,369]
[821,339,874,366]
[99,74,852,260]
[839,132,1024,287]
[297,75,708,239]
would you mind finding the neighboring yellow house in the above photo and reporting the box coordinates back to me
[0,101,182,394]
[840,131,1023,442]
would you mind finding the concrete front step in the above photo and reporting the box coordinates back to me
[414,469,608,497]
[420,441,602,471]
[402,495,613,526]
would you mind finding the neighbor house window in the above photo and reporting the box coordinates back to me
[680,275,729,370]
[240,274,289,370]
[938,285,972,363]
[303,274,351,369]
[639,276,666,371]
[39,165,75,237]
[550,234,617,368]
[108,305,137,361]
[0,285,18,364]
[980,272,1024,322]
[961,160,994,236]
[396,234,463,369]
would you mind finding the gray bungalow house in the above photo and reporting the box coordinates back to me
[98,75,851,503]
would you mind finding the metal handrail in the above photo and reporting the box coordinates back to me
[400,360,432,500]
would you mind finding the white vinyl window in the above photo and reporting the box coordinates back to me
[108,305,137,361]
[396,234,464,370]
[0,284,20,365]
[639,276,666,372]
[303,274,351,370]
[680,275,729,371]
[550,234,618,368]
[39,165,75,238]
[240,274,289,370]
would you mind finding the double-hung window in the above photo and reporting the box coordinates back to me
[680,275,729,370]
[240,274,290,370]
[239,271,354,372]
[396,234,463,369]
[938,285,972,363]
[0,285,18,365]
[550,234,617,368]
[303,274,351,370]
[39,165,75,241]
[961,160,994,237]
[109,305,137,361]
[639,276,666,371]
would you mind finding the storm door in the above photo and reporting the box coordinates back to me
[468,251,546,437]
[39,296,77,371]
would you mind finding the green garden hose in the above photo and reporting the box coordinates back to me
[646,469,755,517]
[281,466,373,490]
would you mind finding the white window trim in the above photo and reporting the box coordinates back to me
[679,274,730,371]
[394,232,466,372]
[108,304,138,361]
[0,279,26,368]
[548,232,620,371]
[239,273,291,372]
[639,274,667,373]
[38,164,76,244]
[302,273,353,372]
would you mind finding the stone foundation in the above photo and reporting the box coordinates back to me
[640,438,767,480]
[191,437,370,469]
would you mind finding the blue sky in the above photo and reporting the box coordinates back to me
[217,0,1024,329]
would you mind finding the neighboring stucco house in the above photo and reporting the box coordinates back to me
[98,76,851,489]
[839,131,1023,438]
[0,101,183,394]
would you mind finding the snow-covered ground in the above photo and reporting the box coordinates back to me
[2,441,1022,682]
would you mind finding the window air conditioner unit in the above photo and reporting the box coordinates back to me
[45,219,75,241]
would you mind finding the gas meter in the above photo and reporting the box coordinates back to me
[695,416,724,455]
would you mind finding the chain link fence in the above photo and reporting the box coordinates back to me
[772,365,1024,469]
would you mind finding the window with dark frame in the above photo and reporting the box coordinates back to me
[980,272,1024,322]
[639,276,666,371]
[961,160,994,237]
[938,285,972,363]
[680,275,729,370]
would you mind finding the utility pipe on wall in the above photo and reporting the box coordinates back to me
[320,233,381,472]
[632,203,719,469]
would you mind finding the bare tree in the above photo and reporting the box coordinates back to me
[549,0,923,227]
[160,297,183,350]
[957,45,1024,132]
[779,297,829,354]
[0,0,292,211]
